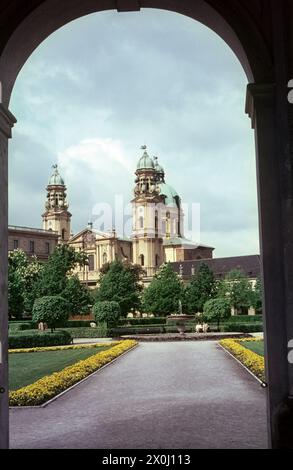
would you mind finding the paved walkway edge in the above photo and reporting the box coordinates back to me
[10,343,139,410]
[218,342,266,386]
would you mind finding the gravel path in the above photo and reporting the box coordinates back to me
[10,341,267,449]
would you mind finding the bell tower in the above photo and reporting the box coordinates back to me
[132,146,164,277]
[42,164,71,243]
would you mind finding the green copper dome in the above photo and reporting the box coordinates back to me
[48,165,65,185]
[137,150,155,171]
[158,182,180,207]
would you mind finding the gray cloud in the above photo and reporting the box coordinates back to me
[8,9,259,258]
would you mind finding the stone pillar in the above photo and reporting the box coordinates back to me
[0,104,16,449]
[246,83,293,448]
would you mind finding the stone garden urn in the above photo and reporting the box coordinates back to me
[167,302,195,335]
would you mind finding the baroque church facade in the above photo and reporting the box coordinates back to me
[40,147,214,286]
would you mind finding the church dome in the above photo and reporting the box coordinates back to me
[154,156,164,174]
[48,165,65,185]
[137,148,155,171]
[158,182,180,207]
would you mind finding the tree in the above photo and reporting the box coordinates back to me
[142,263,183,316]
[62,275,92,315]
[184,263,215,313]
[94,260,141,316]
[32,295,70,331]
[203,298,231,330]
[34,244,88,298]
[8,249,43,318]
[93,301,121,328]
[217,269,252,314]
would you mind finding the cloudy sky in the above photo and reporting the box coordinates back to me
[8,8,259,258]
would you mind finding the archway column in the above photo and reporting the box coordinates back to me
[246,83,293,448]
[0,104,16,450]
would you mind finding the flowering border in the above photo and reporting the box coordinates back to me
[9,342,117,354]
[10,340,137,406]
[219,338,265,382]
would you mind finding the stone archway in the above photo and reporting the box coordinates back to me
[1,0,293,449]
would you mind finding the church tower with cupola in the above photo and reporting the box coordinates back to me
[42,164,71,243]
[131,146,165,277]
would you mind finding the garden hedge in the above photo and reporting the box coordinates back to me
[219,322,263,333]
[9,330,73,349]
[57,325,108,338]
[118,317,167,326]
[9,321,37,332]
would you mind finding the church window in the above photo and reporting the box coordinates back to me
[29,241,35,253]
[45,242,50,254]
[13,239,18,250]
[61,229,65,240]
[102,252,107,264]
[140,254,144,266]
[155,211,158,231]
[139,216,144,229]
[88,254,95,271]
[155,254,159,266]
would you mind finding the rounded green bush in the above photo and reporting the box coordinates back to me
[93,301,121,327]
[32,295,70,331]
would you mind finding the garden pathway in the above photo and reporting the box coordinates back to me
[10,341,267,449]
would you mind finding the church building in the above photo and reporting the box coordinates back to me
[40,147,214,286]
[9,147,260,289]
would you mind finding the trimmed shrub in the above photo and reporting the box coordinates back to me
[9,330,72,349]
[221,315,262,323]
[59,320,93,328]
[57,325,108,338]
[220,322,263,333]
[93,301,121,328]
[32,296,70,331]
[9,321,37,332]
[118,317,166,326]
[110,326,166,336]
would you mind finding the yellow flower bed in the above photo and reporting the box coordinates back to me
[10,340,137,406]
[219,338,265,382]
[9,342,118,354]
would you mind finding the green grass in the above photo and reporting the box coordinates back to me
[241,340,264,357]
[9,345,111,391]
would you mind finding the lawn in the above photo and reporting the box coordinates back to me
[240,340,264,357]
[9,345,111,391]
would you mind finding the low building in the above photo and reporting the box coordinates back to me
[170,254,261,280]
[171,255,261,315]
[8,225,59,261]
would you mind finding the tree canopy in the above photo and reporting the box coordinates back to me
[94,260,141,316]
[184,263,215,313]
[8,249,43,318]
[142,263,183,316]
[203,297,231,330]
[217,269,253,314]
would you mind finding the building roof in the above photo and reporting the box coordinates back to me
[163,237,214,249]
[69,227,131,244]
[8,225,59,238]
[171,255,261,279]
[158,182,180,207]
[137,150,155,171]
